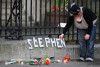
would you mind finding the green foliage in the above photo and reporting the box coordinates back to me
[47,0,69,14]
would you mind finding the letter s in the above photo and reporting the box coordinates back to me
[27,39,33,49]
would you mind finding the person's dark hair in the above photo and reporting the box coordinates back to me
[69,4,80,15]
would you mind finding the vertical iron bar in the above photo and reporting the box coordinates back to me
[72,24,74,41]
[25,0,27,35]
[5,0,7,36]
[71,0,75,41]
[30,0,32,35]
[15,0,18,39]
[44,0,47,35]
[99,0,100,40]
[0,0,2,35]
[77,0,79,6]
[49,0,51,35]
[40,0,42,35]
[86,0,88,7]
[90,0,92,10]
[20,0,22,39]
[19,0,20,38]
[63,0,65,23]
[81,0,83,6]
[95,0,97,14]
[15,0,17,27]
[58,0,61,35]
[10,0,12,30]
[35,0,37,35]
[67,0,70,41]
[54,0,56,34]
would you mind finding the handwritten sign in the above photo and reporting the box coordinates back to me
[27,37,66,49]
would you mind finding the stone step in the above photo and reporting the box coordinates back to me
[0,37,100,61]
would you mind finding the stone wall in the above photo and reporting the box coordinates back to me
[22,0,46,25]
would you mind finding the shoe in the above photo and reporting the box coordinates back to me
[77,57,85,61]
[86,58,93,62]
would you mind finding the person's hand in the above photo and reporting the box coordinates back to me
[59,34,64,40]
[84,34,90,40]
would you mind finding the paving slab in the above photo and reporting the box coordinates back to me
[0,59,100,67]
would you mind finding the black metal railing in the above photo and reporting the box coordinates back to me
[0,0,100,41]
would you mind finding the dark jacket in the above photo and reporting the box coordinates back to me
[63,7,97,35]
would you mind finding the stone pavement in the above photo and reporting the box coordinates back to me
[0,59,100,67]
